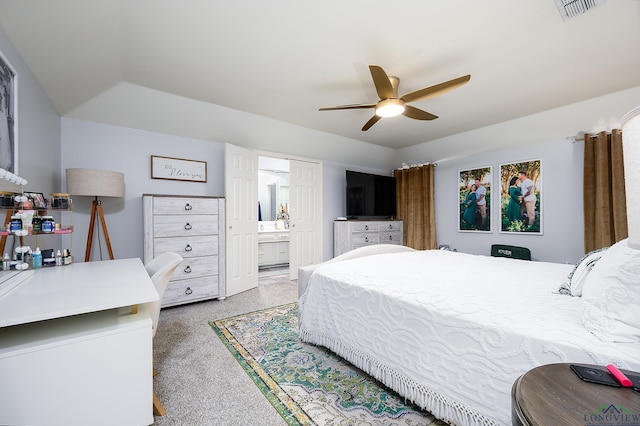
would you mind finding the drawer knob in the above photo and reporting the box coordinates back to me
[388,224,393,229]
[184,203,193,211]
[364,225,369,230]
[183,266,192,274]
[388,235,393,240]
[184,223,192,231]
[364,236,369,242]
[185,287,193,295]
[184,244,193,252]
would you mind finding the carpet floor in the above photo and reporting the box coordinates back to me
[211,303,446,426]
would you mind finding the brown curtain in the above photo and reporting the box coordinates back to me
[394,164,436,250]
[583,129,628,252]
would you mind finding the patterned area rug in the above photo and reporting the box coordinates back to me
[210,303,446,426]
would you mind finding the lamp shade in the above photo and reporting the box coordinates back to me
[621,105,640,250]
[66,168,125,198]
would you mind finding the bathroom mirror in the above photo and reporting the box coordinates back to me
[258,170,289,221]
[258,156,289,223]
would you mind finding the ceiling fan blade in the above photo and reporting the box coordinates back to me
[369,65,394,100]
[401,74,471,103]
[403,105,438,121]
[362,115,381,131]
[319,103,376,111]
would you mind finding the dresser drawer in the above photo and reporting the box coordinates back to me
[162,276,220,306]
[379,222,402,232]
[379,232,402,244]
[153,214,219,237]
[350,222,379,233]
[171,255,218,280]
[351,233,379,245]
[154,235,219,258]
[153,197,219,215]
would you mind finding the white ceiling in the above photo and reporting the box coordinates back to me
[0,0,639,150]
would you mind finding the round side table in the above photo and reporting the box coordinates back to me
[512,363,640,426]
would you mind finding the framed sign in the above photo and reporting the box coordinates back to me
[499,159,542,234]
[458,166,492,232]
[151,155,207,183]
[0,48,17,174]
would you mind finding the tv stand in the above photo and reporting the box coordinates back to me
[334,219,403,257]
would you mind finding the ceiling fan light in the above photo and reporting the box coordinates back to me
[375,99,405,117]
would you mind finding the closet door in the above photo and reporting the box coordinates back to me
[225,144,258,296]
[289,159,323,280]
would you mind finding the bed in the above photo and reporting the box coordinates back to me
[297,242,640,426]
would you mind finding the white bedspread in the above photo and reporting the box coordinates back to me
[298,250,640,426]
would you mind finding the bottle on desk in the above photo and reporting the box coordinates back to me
[55,249,63,266]
[2,252,9,271]
[63,249,73,265]
[32,247,43,269]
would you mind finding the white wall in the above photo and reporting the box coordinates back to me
[398,87,640,263]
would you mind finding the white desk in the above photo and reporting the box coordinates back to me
[0,258,159,426]
[0,258,159,327]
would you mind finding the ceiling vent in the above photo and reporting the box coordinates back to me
[555,0,606,21]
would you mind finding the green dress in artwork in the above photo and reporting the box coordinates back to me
[462,192,476,226]
[507,186,522,222]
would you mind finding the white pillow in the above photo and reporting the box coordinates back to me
[562,247,607,296]
[582,238,640,342]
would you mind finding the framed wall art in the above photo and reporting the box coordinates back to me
[458,166,492,232]
[499,159,542,234]
[151,155,207,183]
[0,49,17,174]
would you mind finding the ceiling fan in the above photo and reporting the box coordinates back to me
[319,65,471,131]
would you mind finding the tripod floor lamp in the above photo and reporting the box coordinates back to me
[66,168,125,262]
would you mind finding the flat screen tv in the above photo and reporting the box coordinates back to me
[346,170,396,219]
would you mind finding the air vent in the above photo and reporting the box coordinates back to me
[555,0,606,21]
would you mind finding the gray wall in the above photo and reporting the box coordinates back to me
[62,118,394,263]
[0,25,62,253]
[398,87,640,263]
[0,25,60,192]
[62,118,225,262]
[431,139,583,263]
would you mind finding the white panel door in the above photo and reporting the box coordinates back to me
[225,143,258,296]
[289,159,322,280]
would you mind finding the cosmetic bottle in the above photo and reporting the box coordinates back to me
[32,247,43,269]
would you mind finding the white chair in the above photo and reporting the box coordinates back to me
[141,252,183,416]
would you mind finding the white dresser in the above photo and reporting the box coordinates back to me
[334,220,403,257]
[143,194,225,307]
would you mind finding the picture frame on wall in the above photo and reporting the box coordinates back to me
[0,49,17,174]
[151,155,207,183]
[458,166,492,233]
[499,159,543,234]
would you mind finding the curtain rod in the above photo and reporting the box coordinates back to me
[568,130,618,143]
[396,162,437,170]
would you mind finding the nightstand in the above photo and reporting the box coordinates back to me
[512,363,640,425]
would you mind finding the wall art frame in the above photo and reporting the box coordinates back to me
[0,48,18,174]
[151,155,207,183]
[499,158,543,235]
[458,166,492,233]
